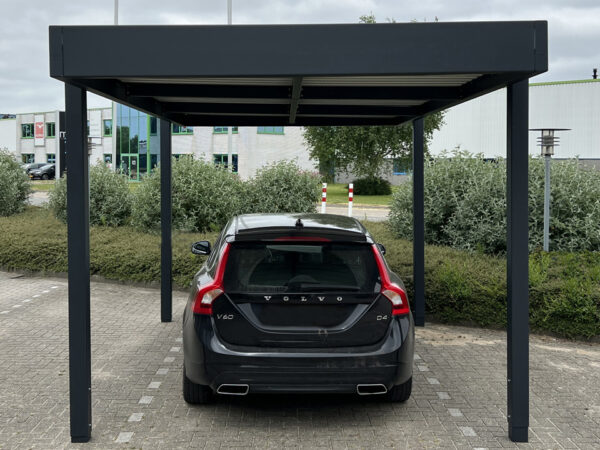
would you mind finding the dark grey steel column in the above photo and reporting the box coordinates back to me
[506,79,529,443]
[160,119,172,322]
[65,84,92,443]
[412,117,425,327]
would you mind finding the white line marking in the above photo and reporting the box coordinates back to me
[170,346,180,353]
[163,357,175,363]
[0,311,9,315]
[156,368,169,375]
[417,364,429,372]
[148,381,161,389]
[413,353,421,360]
[448,408,463,417]
[459,426,477,437]
[427,378,440,385]
[115,432,133,443]
[437,392,451,400]
[42,290,49,294]
[51,286,58,289]
[175,337,183,343]
[12,305,21,308]
[22,299,31,303]
[138,396,153,405]
[32,295,40,298]
[128,413,144,422]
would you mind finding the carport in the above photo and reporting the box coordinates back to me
[49,21,547,443]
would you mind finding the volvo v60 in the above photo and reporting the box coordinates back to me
[182,214,414,403]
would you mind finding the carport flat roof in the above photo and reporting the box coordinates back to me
[49,21,547,126]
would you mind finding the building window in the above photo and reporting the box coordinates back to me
[103,119,112,137]
[47,153,56,163]
[46,122,56,138]
[213,126,238,134]
[150,117,157,135]
[213,154,238,173]
[172,124,193,135]
[393,157,411,175]
[21,154,34,163]
[21,123,34,138]
[257,126,284,135]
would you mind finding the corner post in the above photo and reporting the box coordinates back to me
[412,117,425,327]
[160,119,172,322]
[507,79,529,443]
[65,84,92,443]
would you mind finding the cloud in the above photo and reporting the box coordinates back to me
[0,0,598,113]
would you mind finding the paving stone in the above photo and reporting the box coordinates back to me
[0,272,599,448]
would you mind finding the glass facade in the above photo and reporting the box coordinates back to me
[116,104,160,181]
[213,154,238,173]
[46,122,56,138]
[257,126,284,134]
[213,126,238,134]
[21,123,34,138]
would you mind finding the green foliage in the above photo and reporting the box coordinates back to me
[366,221,600,339]
[389,150,600,253]
[49,163,131,226]
[352,177,392,196]
[131,157,245,233]
[0,150,31,217]
[2,209,597,338]
[246,161,321,214]
[304,118,444,180]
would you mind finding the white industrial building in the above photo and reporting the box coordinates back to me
[430,79,600,166]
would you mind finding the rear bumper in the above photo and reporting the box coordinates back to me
[183,313,414,394]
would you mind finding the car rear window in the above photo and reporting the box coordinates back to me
[223,242,378,293]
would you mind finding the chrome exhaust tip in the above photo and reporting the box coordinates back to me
[356,384,388,395]
[217,384,249,396]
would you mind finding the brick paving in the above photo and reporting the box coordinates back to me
[0,270,599,449]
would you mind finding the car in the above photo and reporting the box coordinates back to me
[182,213,414,404]
[29,164,55,180]
[22,162,46,174]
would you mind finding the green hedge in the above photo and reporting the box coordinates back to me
[1,208,598,339]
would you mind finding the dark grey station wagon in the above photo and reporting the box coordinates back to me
[182,213,414,403]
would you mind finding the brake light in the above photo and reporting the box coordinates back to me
[192,243,230,315]
[371,244,410,316]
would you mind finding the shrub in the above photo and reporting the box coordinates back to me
[352,176,392,195]
[389,150,600,254]
[49,164,132,226]
[245,160,321,214]
[0,150,31,217]
[131,157,245,232]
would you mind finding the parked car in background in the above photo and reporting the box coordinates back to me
[29,164,55,180]
[22,163,46,174]
[182,213,415,404]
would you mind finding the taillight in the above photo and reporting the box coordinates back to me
[371,244,410,316]
[192,243,230,315]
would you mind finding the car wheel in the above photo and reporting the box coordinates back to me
[182,365,213,404]
[386,377,412,403]
[42,174,49,180]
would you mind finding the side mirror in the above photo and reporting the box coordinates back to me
[377,243,386,255]
[191,241,211,255]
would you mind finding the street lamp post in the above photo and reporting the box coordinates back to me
[530,128,570,251]
[227,0,233,172]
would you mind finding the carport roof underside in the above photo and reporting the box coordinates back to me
[49,21,547,126]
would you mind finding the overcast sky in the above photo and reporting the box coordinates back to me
[1,0,598,113]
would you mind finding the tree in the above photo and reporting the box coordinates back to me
[303,14,444,181]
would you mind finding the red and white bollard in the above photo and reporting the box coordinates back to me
[348,183,353,217]
[321,183,327,213]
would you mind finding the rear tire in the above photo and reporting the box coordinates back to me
[42,174,49,180]
[182,365,213,404]
[387,377,412,403]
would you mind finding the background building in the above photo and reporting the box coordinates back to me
[430,79,600,166]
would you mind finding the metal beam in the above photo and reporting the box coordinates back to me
[289,77,303,124]
[65,84,91,443]
[506,79,529,443]
[164,114,403,127]
[160,119,172,323]
[412,117,425,327]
